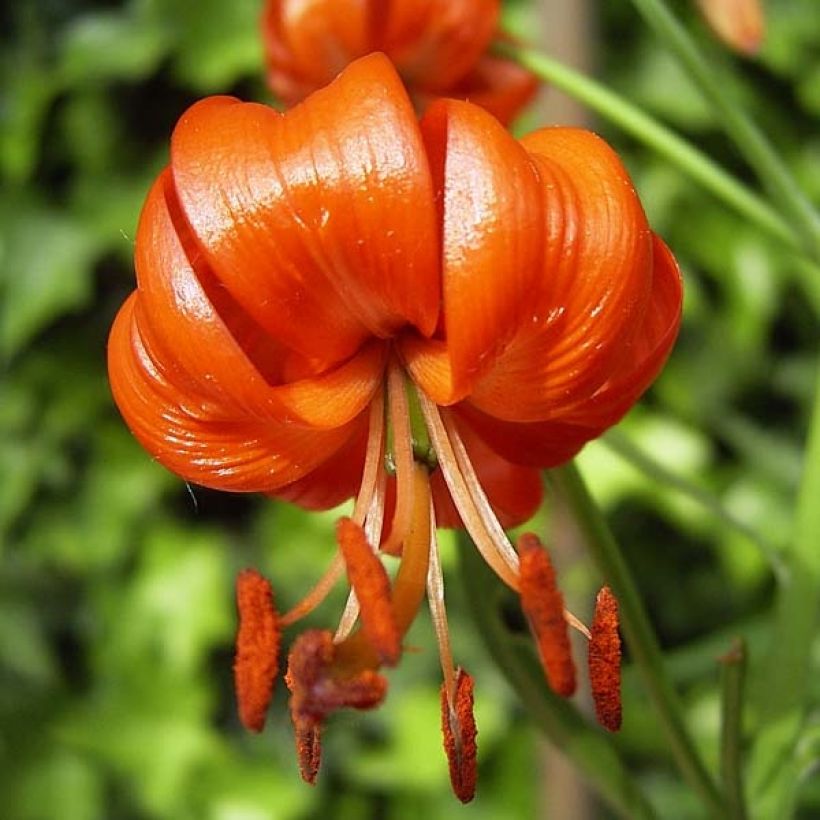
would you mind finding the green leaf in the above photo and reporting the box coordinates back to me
[0,201,101,359]
[60,9,171,86]
[167,0,264,92]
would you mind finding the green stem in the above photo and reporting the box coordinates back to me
[456,533,657,820]
[748,362,820,819]
[547,462,725,819]
[602,430,784,578]
[626,0,820,258]
[498,42,807,261]
[719,639,748,820]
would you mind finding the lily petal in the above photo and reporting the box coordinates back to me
[135,169,387,429]
[560,235,683,428]
[457,237,681,464]
[262,0,372,98]
[382,0,499,92]
[108,295,360,492]
[262,1,500,101]
[170,55,440,363]
[455,403,595,469]
[271,420,368,511]
[403,99,544,403]
[467,128,654,422]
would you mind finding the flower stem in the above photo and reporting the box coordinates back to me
[497,42,808,262]
[456,532,657,820]
[547,462,725,819]
[625,0,820,258]
[748,362,820,819]
[602,430,784,578]
[719,638,748,820]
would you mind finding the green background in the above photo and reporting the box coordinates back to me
[1,1,818,817]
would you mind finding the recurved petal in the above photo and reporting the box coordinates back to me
[467,128,655,422]
[135,169,386,429]
[560,235,683,429]
[170,55,440,363]
[270,418,367,511]
[431,414,543,529]
[455,402,596,469]
[108,294,361,492]
[402,99,543,404]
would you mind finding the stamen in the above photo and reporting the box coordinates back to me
[516,533,577,697]
[440,409,521,576]
[564,609,592,640]
[352,388,386,525]
[234,569,281,732]
[336,517,400,665]
[426,505,457,701]
[334,472,387,643]
[282,390,388,632]
[589,586,622,731]
[285,629,388,782]
[417,391,520,590]
[440,668,478,804]
[381,362,415,555]
[332,463,432,675]
[294,721,322,785]
[286,630,388,718]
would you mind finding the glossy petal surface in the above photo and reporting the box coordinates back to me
[108,295,359,493]
[261,0,533,123]
[403,100,543,403]
[171,55,439,363]
[466,128,656,422]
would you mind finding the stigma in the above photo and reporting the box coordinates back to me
[233,359,622,802]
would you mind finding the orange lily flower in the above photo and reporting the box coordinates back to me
[261,0,538,124]
[107,54,681,800]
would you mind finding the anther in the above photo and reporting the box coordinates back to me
[589,585,622,731]
[336,517,401,665]
[294,721,322,785]
[285,630,388,782]
[440,668,478,803]
[517,533,577,697]
[234,569,281,732]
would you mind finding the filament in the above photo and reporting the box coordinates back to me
[417,391,520,590]
[425,504,456,702]
[381,361,415,554]
[352,388,386,525]
[280,552,346,627]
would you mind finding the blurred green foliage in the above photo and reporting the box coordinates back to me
[1,1,817,818]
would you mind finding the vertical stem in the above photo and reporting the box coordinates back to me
[548,462,725,818]
[626,0,820,257]
[457,533,657,820]
[748,362,820,819]
[719,639,748,820]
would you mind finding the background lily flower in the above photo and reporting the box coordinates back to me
[107,53,681,799]
[696,0,765,55]
[260,0,538,123]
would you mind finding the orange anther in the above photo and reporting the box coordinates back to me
[337,517,401,665]
[589,586,622,731]
[234,568,281,732]
[441,668,478,804]
[294,720,322,785]
[517,533,576,697]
